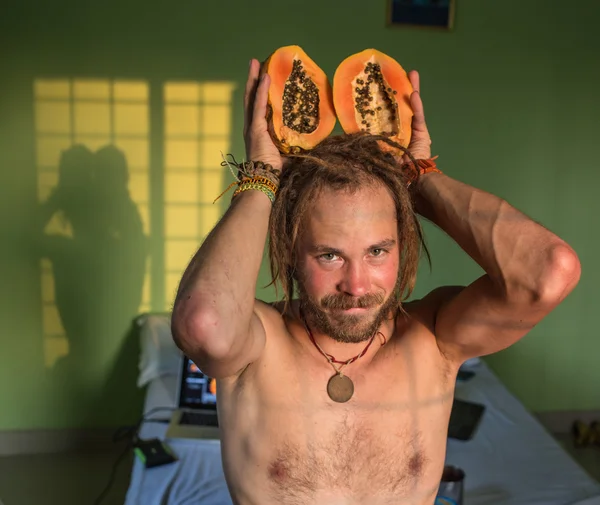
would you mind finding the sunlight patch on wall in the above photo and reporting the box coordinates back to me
[35,78,151,368]
[35,78,236,365]
[163,81,236,309]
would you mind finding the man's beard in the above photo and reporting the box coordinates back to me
[298,277,401,344]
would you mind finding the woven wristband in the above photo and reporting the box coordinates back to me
[404,156,442,188]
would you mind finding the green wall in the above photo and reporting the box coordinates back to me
[1,0,599,431]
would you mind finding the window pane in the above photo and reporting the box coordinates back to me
[165,172,198,203]
[38,171,59,201]
[165,205,198,238]
[165,240,198,271]
[165,139,198,170]
[199,170,223,204]
[199,205,221,238]
[166,104,199,136]
[165,273,183,308]
[113,81,148,101]
[36,136,71,168]
[35,80,70,99]
[165,83,201,104]
[114,103,148,135]
[116,139,148,169]
[201,82,237,104]
[72,136,111,151]
[73,80,110,100]
[199,139,229,169]
[201,105,231,136]
[36,101,71,134]
[129,172,149,203]
[74,103,111,135]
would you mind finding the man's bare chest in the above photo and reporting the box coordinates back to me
[263,406,444,504]
[219,340,455,504]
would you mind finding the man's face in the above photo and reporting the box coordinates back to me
[296,182,400,343]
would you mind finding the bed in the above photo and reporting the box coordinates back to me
[125,314,600,505]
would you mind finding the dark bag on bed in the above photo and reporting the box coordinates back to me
[448,398,485,441]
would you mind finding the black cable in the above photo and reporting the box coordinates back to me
[92,406,176,505]
[92,440,133,505]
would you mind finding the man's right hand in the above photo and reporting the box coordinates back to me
[244,59,284,172]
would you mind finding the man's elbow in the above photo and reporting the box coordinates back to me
[536,244,581,305]
[171,298,231,361]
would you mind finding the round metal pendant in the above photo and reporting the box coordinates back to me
[327,373,354,403]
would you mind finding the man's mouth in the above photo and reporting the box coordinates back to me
[342,307,369,314]
[330,306,372,314]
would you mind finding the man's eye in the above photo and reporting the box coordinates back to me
[320,253,338,262]
[371,248,384,256]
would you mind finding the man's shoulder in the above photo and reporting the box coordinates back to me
[255,297,301,314]
[401,286,465,335]
[253,298,299,334]
[255,298,291,316]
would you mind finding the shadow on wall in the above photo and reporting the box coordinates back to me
[28,77,236,427]
[37,144,148,425]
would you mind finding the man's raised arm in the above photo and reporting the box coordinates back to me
[171,61,282,378]
[404,70,581,362]
[414,170,580,361]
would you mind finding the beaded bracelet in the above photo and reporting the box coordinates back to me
[232,180,276,203]
[233,175,278,197]
[214,153,281,204]
[250,168,280,187]
[248,175,278,193]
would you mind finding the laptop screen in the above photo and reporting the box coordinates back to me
[178,356,217,411]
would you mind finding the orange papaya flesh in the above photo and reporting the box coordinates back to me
[333,49,414,151]
[262,45,336,154]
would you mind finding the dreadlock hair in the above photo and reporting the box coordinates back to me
[268,132,431,313]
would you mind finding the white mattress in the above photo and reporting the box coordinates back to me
[125,361,600,505]
[450,363,600,505]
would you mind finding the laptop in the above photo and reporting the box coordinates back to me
[165,355,220,440]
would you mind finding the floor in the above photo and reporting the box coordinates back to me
[0,442,133,505]
[1,434,600,504]
[555,432,600,482]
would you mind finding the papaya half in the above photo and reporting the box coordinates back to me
[262,45,337,154]
[333,49,414,150]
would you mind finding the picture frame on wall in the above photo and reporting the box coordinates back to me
[388,0,455,30]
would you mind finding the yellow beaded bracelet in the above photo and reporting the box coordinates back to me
[232,181,276,203]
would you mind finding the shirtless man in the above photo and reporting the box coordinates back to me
[171,60,581,505]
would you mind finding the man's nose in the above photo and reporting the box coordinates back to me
[338,261,370,298]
